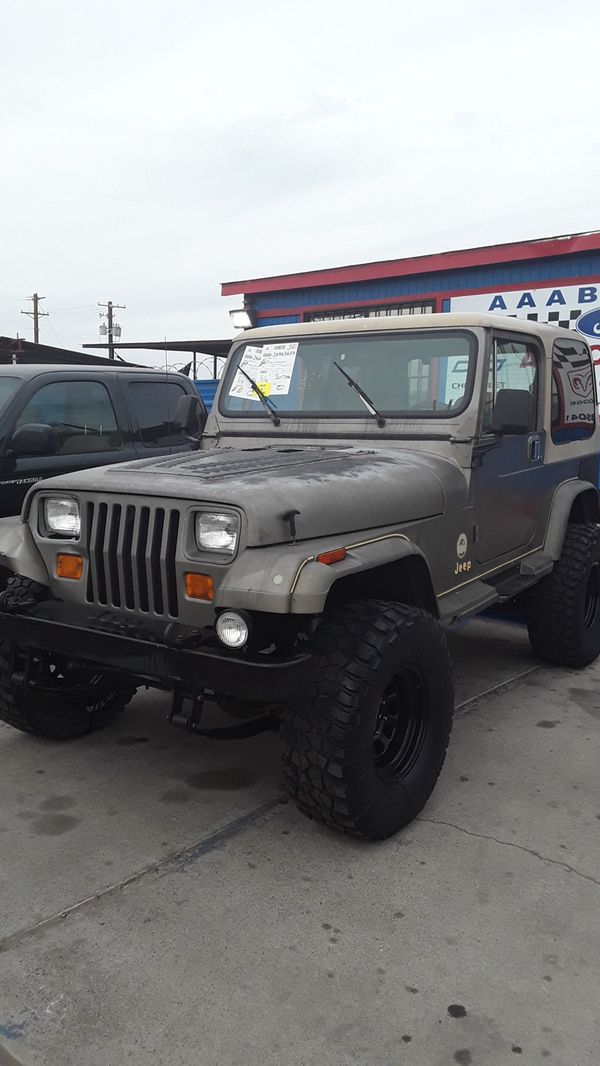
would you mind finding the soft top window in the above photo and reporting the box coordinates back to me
[551,339,596,443]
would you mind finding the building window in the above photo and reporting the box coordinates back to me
[306,301,435,323]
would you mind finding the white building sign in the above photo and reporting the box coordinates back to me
[449,282,600,386]
[449,283,599,331]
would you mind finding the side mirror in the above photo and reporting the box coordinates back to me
[173,393,207,441]
[490,389,532,436]
[10,423,58,457]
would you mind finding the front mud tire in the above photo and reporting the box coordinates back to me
[526,523,600,668]
[280,600,454,840]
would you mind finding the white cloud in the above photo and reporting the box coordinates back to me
[1,0,599,363]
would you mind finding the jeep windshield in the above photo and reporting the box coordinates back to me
[0,376,21,415]
[220,330,476,419]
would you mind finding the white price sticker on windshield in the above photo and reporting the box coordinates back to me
[229,346,264,400]
[259,343,298,396]
[229,342,298,401]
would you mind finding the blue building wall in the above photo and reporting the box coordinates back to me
[249,250,600,325]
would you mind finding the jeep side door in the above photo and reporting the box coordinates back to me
[0,375,137,518]
[473,334,548,563]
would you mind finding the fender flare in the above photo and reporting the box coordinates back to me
[290,533,434,614]
[543,481,600,560]
[0,517,49,586]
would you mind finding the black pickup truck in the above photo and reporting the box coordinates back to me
[0,362,205,525]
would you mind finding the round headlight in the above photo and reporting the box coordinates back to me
[196,512,239,554]
[44,497,81,538]
[216,611,249,649]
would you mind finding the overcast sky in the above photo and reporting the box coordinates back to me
[2,0,599,370]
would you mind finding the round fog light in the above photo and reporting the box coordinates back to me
[216,611,249,649]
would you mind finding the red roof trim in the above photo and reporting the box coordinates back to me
[221,231,600,298]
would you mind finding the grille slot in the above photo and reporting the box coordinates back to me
[86,500,180,618]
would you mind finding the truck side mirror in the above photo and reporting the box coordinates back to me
[173,394,207,441]
[10,423,58,456]
[490,389,532,436]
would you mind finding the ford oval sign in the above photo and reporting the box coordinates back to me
[576,308,600,339]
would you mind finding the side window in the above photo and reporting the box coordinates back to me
[128,381,187,447]
[16,381,122,455]
[551,340,596,443]
[482,338,539,433]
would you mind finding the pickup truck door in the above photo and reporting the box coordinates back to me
[120,376,196,459]
[0,375,137,519]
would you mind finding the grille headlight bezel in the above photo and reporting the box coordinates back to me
[43,496,81,539]
[195,511,240,555]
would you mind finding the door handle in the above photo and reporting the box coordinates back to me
[528,436,542,462]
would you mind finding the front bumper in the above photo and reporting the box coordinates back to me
[0,601,312,702]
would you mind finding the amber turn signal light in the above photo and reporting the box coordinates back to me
[316,547,347,566]
[55,554,84,580]
[185,573,214,601]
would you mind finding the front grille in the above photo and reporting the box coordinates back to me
[85,501,181,617]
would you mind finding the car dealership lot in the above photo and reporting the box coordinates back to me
[0,618,598,1066]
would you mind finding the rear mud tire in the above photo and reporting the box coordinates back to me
[0,639,136,741]
[526,523,600,668]
[280,600,454,840]
[0,576,136,739]
[0,643,137,739]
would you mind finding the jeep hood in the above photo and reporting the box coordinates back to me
[34,445,467,546]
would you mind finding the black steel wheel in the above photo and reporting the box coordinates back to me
[526,523,600,668]
[372,668,428,782]
[281,599,454,840]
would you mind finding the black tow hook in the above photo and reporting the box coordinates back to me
[169,689,205,734]
[168,688,279,740]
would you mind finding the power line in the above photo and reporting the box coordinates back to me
[21,293,49,344]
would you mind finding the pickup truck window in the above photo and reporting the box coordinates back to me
[128,380,187,446]
[221,330,476,419]
[16,380,122,454]
[0,377,21,414]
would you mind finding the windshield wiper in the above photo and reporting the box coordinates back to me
[333,362,386,427]
[235,365,281,427]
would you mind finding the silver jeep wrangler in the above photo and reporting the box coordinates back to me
[1,313,599,839]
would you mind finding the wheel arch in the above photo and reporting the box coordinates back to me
[544,482,600,560]
[325,554,438,616]
[290,537,438,617]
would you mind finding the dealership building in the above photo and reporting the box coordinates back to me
[222,230,600,362]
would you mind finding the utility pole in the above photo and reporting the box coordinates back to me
[21,293,49,344]
[98,300,125,360]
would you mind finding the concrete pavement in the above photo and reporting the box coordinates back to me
[0,618,598,1066]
